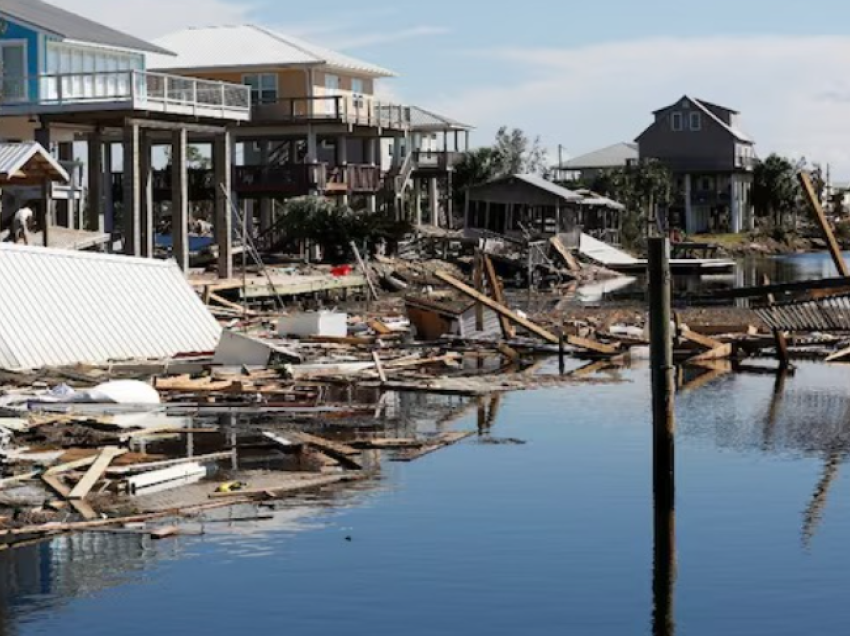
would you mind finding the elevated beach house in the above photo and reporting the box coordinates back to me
[0,0,251,276]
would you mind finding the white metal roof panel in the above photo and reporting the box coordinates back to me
[0,142,70,183]
[408,106,472,131]
[149,25,396,78]
[560,143,638,170]
[0,245,221,371]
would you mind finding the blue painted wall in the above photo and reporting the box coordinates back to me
[0,15,42,100]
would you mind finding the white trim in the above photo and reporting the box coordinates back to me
[241,71,279,104]
[689,111,702,131]
[671,111,683,132]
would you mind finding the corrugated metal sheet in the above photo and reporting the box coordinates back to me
[0,142,69,183]
[0,245,222,371]
[560,142,638,171]
[150,26,396,77]
[3,0,173,56]
[755,294,850,333]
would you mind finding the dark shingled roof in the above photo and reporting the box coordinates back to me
[1,0,174,56]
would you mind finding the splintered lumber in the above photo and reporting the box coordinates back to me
[351,438,425,450]
[371,351,388,384]
[351,241,379,300]
[498,343,521,364]
[435,271,559,344]
[368,319,393,336]
[41,474,98,520]
[45,455,99,476]
[826,345,850,363]
[686,343,733,364]
[679,329,725,351]
[149,525,182,540]
[0,471,41,489]
[800,171,850,277]
[567,335,619,356]
[392,432,474,462]
[289,432,363,470]
[550,236,581,273]
[482,255,516,339]
[208,292,259,317]
[68,447,126,500]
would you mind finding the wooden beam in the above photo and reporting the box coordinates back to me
[482,255,516,339]
[549,236,581,273]
[567,335,619,356]
[68,447,125,500]
[350,241,379,300]
[41,474,98,520]
[371,351,388,384]
[436,269,563,344]
[799,171,850,277]
[686,343,733,363]
[680,329,725,351]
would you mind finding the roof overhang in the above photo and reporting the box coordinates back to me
[0,143,70,186]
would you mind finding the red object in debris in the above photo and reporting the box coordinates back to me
[331,265,353,277]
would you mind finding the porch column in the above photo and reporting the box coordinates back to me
[413,178,423,227]
[730,175,742,234]
[41,181,53,248]
[446,172,455,229]
[259,141,273,233]
[104,142,114,236]
[123,123,142,256]
[171,128,190,272]
[86,133,103,233]
[140,133,155,258]
[429,177,439,227]
[393,137,404,168]
[57,142,74,229]
[464,191,471,230]
[306,128,319,196]
[365,137,377,213]
[485,201,491,231]
[214,131,234,279]
[337,136,349,207]
[684,174,693,234]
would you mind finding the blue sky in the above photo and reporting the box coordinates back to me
[67,0,850,177]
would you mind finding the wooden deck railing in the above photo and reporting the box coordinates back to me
[252,96,410,129]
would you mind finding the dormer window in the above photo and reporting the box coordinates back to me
[690,112,702,131]
[671,112,683,132]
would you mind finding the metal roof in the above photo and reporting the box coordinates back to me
[407,106,472,132]
[559,143,638,171]
[0,245,222,372]
[149,25,396,78]
[509,174,585,201]
[1,0,173,56]
[639,96,753,144]
[574,189,627,211]
[755,294,850,333]
[0,142,69,185]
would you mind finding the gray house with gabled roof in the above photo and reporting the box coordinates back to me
[636,96,756,234]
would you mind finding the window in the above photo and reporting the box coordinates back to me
[671,112,683,131]
[0,41,27,101]
[243,73,278,105]
[351,78,365,109]
[690,112,702,131]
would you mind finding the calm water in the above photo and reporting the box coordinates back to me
[3,361,850,635]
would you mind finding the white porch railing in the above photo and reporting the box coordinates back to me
[0,70,251,121]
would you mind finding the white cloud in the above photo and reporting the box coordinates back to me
[431,35,850,178]
[62,0,254,38]
[332,26,450,50]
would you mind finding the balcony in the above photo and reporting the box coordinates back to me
[252,96,409,130]
[0,71,251,122]
[412,150,465,172]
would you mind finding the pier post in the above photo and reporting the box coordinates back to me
[648,236,676,636]
[171,129,189,272]
[123,123,142,256]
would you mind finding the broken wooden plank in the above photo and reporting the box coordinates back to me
[351,241,379,300]
[208,292,260,317]
[435,271,559,344]
[41,474,98,520]
[567,335,619,356]
[371,351,388,384]
[0,471,41,490]
[149,525,181,540]
[482,255,516,339]
[391,432,474,462]
[45,455,99,476]
[368,319,393,336]
[826,345,850,363]
[800,171,850,277]
[680,329,725,351]
[497,343,521,364]
[550,236,581,273]
[68,447,126,500]
[686,343,733,364]
[288,432,362,470]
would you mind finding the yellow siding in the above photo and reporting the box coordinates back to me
[168,68,309,97]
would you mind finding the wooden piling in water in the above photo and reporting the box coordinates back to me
[648,236,676,636]
[648,237,675,505]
